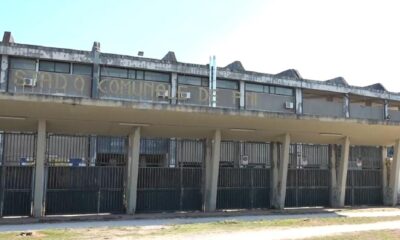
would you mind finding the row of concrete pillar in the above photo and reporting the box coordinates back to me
[31,121,400,217]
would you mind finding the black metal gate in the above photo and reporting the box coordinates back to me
[45,135,127,215]
[136,139,203,212]
[345,146,382,206]
[217,141,271,209]
[285,144,330,207]
[0,132,36,216]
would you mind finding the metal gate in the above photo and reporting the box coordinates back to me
[217,141,271,209]
[345,146,382,205]
[136,139,204,212]
[285,144,330,207]
[45,135,127,215]
[0,132,36,216]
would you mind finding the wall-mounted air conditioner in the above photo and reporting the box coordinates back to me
[179,92,191,99]
[22,78,36,87]
[285,101,294,109]
[157,90,169,98]
[241,155,249,166]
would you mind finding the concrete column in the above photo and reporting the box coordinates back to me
[33,120,46,217]
[295,88,303,114]
[204,130,221,212]
[329,144,337,206]
[343,94,350,118]
[126,127,141,214]
[171,73,178,105]
[91,42,101,99]
[239,81,245,109]
[332,136,350,207]
[272,134,290,209]
[382,146,388,200]
[271,142,279,206]
[0,55,8,91]
[384,139,400,206]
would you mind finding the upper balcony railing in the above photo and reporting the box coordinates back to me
[3,56,400,123]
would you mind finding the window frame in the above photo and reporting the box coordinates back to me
[39,60,71,74]
[216,79,239,90]
[9,57,36,71]
[178,74,208,87]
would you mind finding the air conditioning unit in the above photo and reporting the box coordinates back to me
[157,90,169,98]
[179,92,191,99]
[284,101,294,109]
[241,155,249,166]
[22,78,36,87]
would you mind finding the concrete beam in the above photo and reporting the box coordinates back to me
[126,127,141,214]
[332,136,350,207]
[272,133,290,209]
[295,88,303,114]
[0,55,8,91]
[33,120,46,217]
[204,129,221,212]
[384,139,400,206]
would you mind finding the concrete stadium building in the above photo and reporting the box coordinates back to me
[0,31,399,217]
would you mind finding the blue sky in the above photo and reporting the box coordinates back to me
[2,0,400,91]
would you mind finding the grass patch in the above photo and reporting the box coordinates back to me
[309,229,400,240]
[1,216,400,239]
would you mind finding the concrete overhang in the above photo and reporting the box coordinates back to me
[0,93,398,146]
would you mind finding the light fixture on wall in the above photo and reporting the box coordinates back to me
[229,128,256,132]
[319,132,343,137]
[118,122,150,127]
[0,116,26,120]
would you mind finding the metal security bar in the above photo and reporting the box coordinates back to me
[136,138,204,213]
[0,132,36,217]
[217,141,271,210]
[286,144,330,207]
[345,146,382,205]
[45,134,127,215]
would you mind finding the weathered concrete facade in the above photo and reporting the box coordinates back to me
[0,31,399,217]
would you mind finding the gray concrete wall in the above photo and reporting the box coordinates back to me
[350,103,383,120]
[216,88,240,109]
[98,77,170,103]
[389,110,400,121]
[2,42,400,102]
[8,69,91,98]
[245,92,295,113]
[177,85,209,106]
[303,98,344,118]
